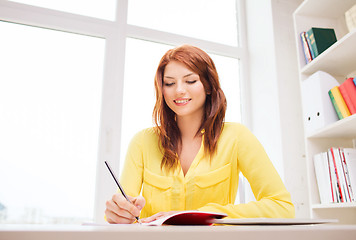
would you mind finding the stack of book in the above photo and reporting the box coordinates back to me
[300,27,337,64]
[328,77,356,120]
[314,148,356,204]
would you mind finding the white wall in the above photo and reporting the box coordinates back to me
[245,0,309,218]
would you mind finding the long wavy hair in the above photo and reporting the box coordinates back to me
[153,45,227,171]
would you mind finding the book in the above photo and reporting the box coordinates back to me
[343,148,356,201]
[313,148,356,204]
[329,148,345,202]
[300,32,313,63]
[339,77,356,115]
[141,211,227,226]
[305,31,315,59]
[327,149,339,202]
[328,89,343,119]
[313,152,333,203]
[306,27,337,58]
[334,148,352,202]
[328,86,351,119]
[340,148,354,202]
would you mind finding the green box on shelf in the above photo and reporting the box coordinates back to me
[306,27,337,58]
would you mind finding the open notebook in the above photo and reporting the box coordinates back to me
[141,211,227,226]
[83,213,337,226]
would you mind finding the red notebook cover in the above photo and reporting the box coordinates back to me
[143,211,227,226]
[339,77,356,115]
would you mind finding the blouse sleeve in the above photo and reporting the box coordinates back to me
[119,131,144,197]
[198,125,295,218]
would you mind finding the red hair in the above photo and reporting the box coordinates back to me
[153,45,227,171]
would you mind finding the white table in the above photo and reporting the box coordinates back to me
[0,224,356,240]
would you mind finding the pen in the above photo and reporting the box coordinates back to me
[104,160,140,222]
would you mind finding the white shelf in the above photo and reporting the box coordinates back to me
[312,202,356,209]
[301,30,356,76]
[307,114,356,138]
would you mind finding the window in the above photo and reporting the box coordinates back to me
[209,54,241,122]
[127,0,238,46]
[120,39,172,171]
[9,0,117,21]
[0,21,105,223]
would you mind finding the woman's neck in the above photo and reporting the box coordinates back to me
[176,115,203,140]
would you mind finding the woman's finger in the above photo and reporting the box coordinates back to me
[130,195,146,211]
[105,210,134,224]
[106,198,134,220]
[140,211,178,223]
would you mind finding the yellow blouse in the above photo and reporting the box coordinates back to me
[120,122,295,219]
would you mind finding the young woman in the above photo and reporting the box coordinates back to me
[105,45,295,224]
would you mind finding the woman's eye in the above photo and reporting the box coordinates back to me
[164,82,174,87]
[187,80,197,84]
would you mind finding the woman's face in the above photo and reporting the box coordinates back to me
[162,61,206,120]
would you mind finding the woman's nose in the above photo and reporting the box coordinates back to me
[176,81,186,94]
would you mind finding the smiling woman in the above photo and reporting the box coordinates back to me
[151,45,227,174]
[120,38,242,176]
[105,45,294,224]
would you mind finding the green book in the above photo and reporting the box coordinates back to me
[328,89,343,120]
[307,27,337,58]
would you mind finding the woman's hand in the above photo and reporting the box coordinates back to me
[105,193,145,224]
[140,211,179,223]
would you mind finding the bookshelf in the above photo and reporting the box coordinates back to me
[293,0,356,224]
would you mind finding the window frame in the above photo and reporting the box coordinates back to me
[0,0,249,223]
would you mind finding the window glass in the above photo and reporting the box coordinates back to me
[128,0,238,46]
[10,0,117,21]
[120,38,240,172]
[210,54,241,122]
[0,21,105,223]
[120,38,172,173]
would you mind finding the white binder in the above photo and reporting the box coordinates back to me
[301,71,339,135]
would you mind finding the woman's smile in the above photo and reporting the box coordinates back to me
[174,98,192,105]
